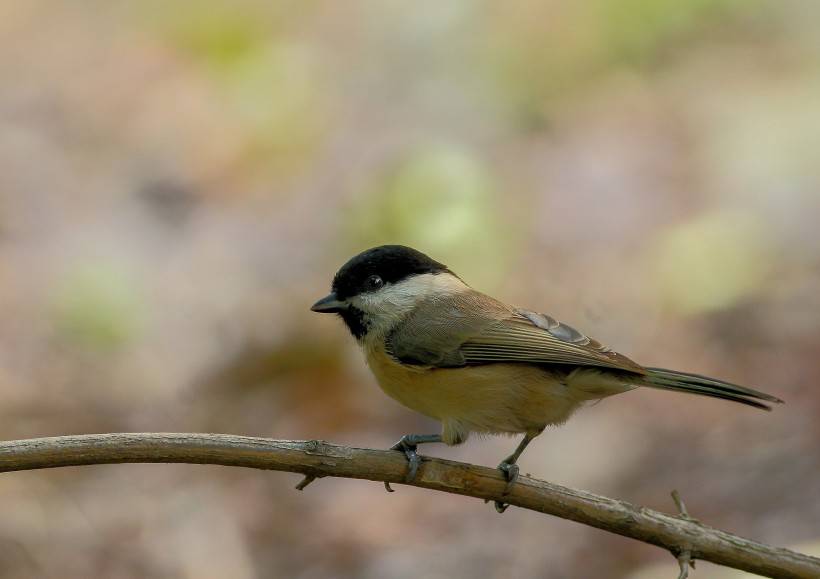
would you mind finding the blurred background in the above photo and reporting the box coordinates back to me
[1,1,819,577]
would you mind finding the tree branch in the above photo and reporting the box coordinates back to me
[0,434,815,578]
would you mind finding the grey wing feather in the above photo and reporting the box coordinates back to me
[461,309,645,374]
[386,291,510,367]
[386,291,645,375]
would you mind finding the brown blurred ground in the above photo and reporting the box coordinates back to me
[0,1,819,578]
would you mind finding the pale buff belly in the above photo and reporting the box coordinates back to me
[365,347,633,445]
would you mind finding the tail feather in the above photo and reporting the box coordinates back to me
[643,367,784,411]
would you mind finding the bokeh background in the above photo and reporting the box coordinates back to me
[1,1,819,578]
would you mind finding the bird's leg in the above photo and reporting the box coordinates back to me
[493,429,543,513]
[384,434,443,492]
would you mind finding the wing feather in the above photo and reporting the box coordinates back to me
[386,291,645,375]
[460,309,645,374]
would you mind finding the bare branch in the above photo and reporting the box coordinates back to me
[0,433,816,579]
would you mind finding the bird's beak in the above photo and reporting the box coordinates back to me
[311,293,347,313]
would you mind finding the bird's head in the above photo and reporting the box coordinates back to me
[311,245,457,340]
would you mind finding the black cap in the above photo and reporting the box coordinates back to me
[331,245,450,299]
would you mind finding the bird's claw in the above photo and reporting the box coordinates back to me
[383,436,422,492]
[493,460,520,513]
[392,436,422,482]
[498,461,520,491]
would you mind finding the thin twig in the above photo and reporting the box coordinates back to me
[295,474,319,490]
[0,434,816,579]
[671,490,697,578]
[677,550,692,579]
[672,489,690,519]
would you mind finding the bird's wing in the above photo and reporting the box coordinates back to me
[460,308,646,374]
[386,290,646,375]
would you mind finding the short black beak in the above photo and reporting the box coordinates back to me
[311,293,347,313]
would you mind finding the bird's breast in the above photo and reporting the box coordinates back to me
[362,344,596,437]
[365,346,440,418]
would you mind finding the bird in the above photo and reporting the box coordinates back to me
[310,245,783,512]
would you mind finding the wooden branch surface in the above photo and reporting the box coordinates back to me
[0,433,816,579]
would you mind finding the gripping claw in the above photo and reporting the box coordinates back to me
[391,436,422,483]
[383,434,443,492]
[493,460,521,513]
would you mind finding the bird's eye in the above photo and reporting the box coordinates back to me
[366,275,384,290]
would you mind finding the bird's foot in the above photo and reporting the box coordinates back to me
[392,435,423,482]
[493,460,520,513]
[498,461,520,491]
[384,434,441,492]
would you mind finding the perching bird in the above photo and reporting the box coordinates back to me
[311,245,782,512]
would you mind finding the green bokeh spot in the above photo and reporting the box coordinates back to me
[154,0,329,177]
[52,264,145,351]
[157,5,268,72]
[653,211,773,314]
[597,0,750,64]
[347,143,519,289]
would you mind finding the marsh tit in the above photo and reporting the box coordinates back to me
[311,245,782,512]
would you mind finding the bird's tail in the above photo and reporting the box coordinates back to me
[641,367,784,411]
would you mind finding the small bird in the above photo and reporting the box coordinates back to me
[311,245,782,512]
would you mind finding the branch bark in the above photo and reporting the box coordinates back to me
[0,433,815,579]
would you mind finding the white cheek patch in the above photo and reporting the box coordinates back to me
[358,283,420,314]
[350,272,467,334]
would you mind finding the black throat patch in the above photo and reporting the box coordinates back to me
[338,306,369,340]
